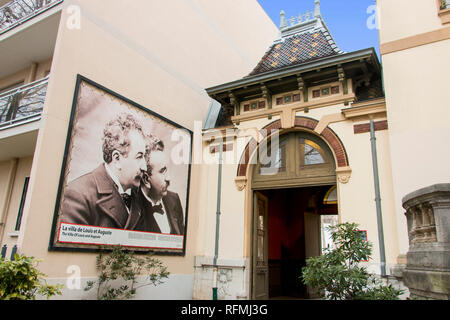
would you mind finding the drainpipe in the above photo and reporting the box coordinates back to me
[369,119,387,277]
[0,158,18,244]
[212,139,223,300]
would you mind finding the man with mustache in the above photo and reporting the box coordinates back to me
[61,113,146,230]
[136,138,185,235]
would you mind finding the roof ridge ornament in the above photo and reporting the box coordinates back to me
[290,16,296,26]
[280,10,288,29]
[304,11,311,21]
[314,0,321,18]
[279,1,322,36]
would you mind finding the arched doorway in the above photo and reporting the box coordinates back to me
[250,131,338,299]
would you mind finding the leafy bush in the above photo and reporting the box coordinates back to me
[85,246,170,300]
[301,222,403,300]
[0,254,63,300]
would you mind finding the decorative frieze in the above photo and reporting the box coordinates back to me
[403,184,450,245]
[405,203,437,245]
[274,91,301,106]
[312,84,341,99]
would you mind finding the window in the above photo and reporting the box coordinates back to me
[253,132,336,188]
[331,86,340,94]
[243,100,265,112]
[259,139,287,175]
[312,85,341,99]
[303,140,325,165]
[15,177,30,231]
[275,92,301,106]
[438,0,450,25]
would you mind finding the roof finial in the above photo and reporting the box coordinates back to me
[280,10,287,29]
[314,0,321,18]
[304,10,311,21]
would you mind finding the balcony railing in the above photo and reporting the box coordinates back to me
[442,0,450,10]
[0,0,63,34]
[0,76,48,129]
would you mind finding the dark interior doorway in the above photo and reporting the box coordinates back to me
[258,185,337,299]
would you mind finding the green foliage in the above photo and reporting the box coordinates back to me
[0,254,63,300]
[85,246,170,300]
[301,222,403,300]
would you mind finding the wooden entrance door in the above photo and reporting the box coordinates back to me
[304,212,322,298]
[251,131,338,299]
[252,191,269,300]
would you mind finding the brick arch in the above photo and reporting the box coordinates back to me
[236,117,349,177]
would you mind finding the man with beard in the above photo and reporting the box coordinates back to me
[136,139,185,235]
[61,113,147,230]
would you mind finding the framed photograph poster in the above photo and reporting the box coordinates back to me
[49,75,192,254]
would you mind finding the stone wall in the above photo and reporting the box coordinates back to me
[402,184,450,299]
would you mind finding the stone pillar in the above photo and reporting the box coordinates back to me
[402,184,450,299]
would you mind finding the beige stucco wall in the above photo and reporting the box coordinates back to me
[379,0,450,254]
[377,0,443,44]
[329,120,398,268]
[15,0,277,297]
[381,38,450,254]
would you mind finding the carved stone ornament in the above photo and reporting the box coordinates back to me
[235,176,247,191]
[336,167,352,184]
[217,268,233,300]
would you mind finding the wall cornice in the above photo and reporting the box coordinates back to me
[342,98,386,119]
[380,26,450,55]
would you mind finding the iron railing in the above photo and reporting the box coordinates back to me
[0,0,63,34]
[442,0,450,10]
[0,77,48,129]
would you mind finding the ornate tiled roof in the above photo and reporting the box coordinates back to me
[248,1,344,76]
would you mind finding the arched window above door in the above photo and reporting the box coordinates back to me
[253,132,336,189]
[303,139,325,165]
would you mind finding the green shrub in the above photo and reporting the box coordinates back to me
[85,246,170,300]
[301,222,403,300]
[0,254,63,300]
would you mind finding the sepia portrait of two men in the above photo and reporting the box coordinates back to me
[60,111,185,237]
[61,113,184,234]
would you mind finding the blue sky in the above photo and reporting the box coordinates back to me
[258,0,380,59]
